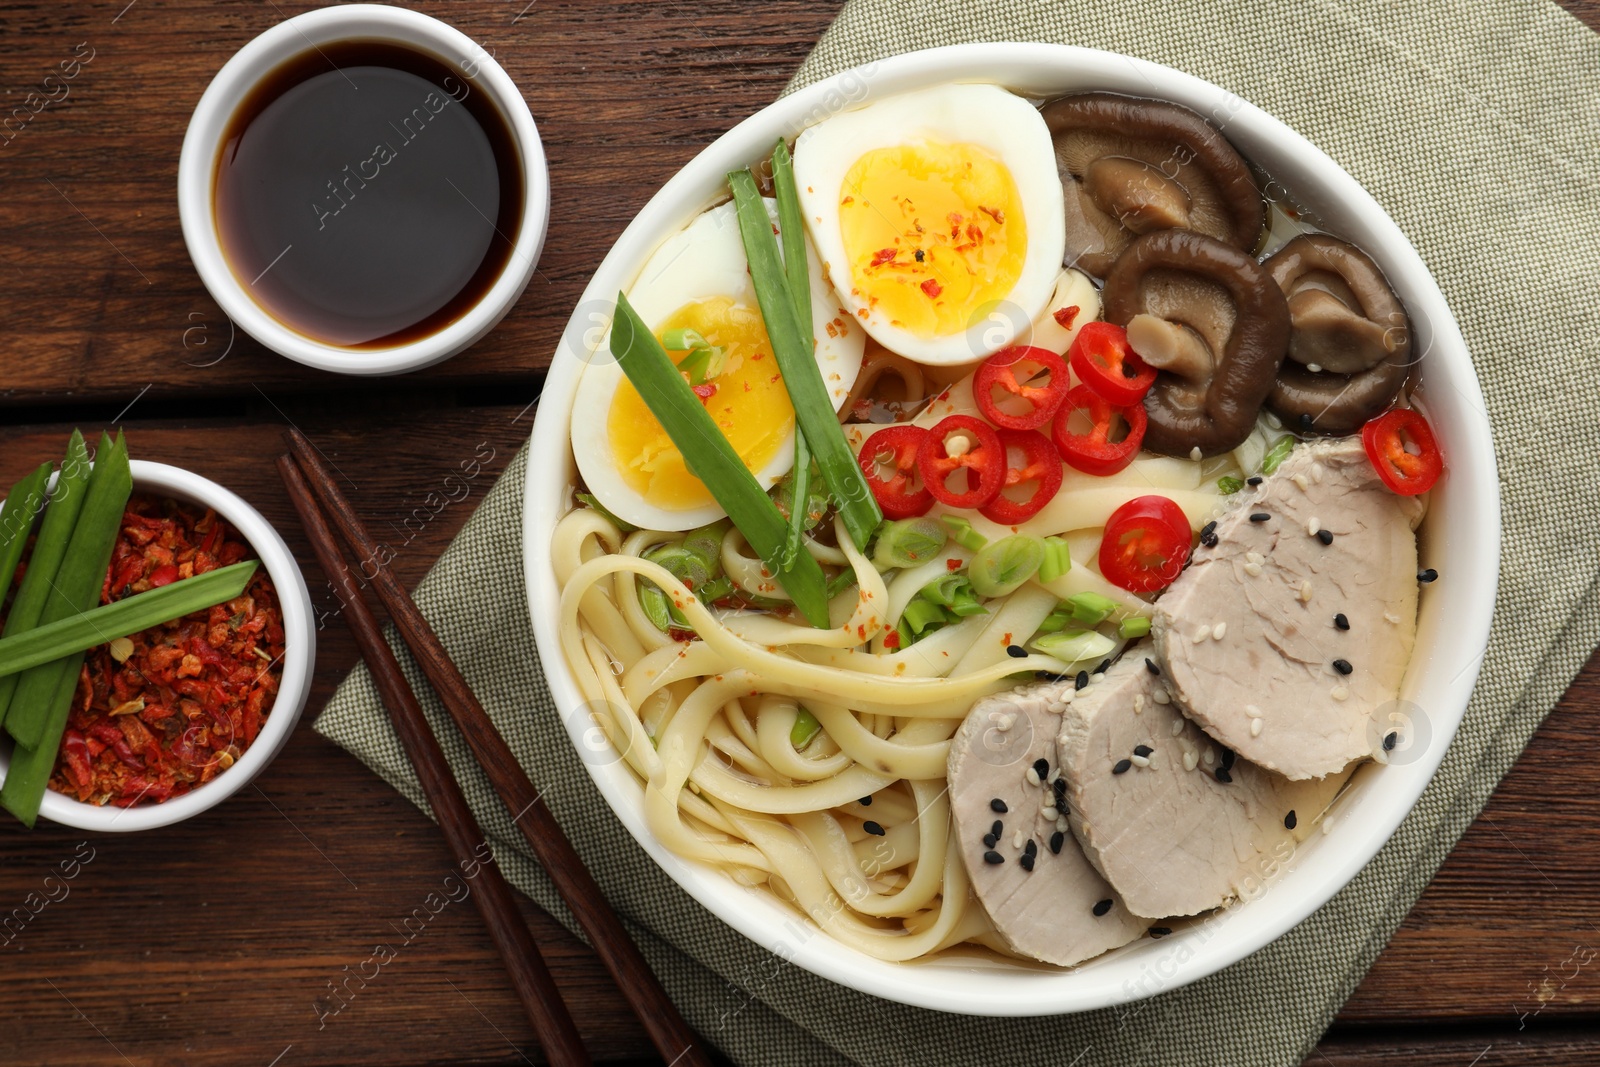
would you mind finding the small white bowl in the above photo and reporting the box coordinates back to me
[0,460,315,832]
[523,44,1500,1015]
[177,5,549,376]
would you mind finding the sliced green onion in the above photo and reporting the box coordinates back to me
[638,582,672,632]
[645,543,712,589]
[968,534,1044,598]
[872,517,947,570]
[825,569,857,599]
[1261,435,1295,475]
[0,462,52,621]
[0,561,259,680]
[1039,535,1072,583]
[1031,628,1117,664]
[611,291,831,627]
[728,168,881,551]
[1036,606,1074,635]
[1218,475,1244,495]
[901,597,948,636]
[682,520,729,574]
[920,573,985,617]
[0,432,91,732]
[574,492,638,533]
[698,575,734,604]
[940,515,988,552]
[1119,616,1152,639]
[784,434,813,564]
[790,707,822,749]
[8,431,133,750]
[1066,591,1119,626]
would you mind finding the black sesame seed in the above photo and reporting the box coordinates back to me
[1075,670,1090,691]
[1049,831,1065,855]
[1145,658,1161,677]
[1200,530,1219,548]
[1149,926,1173,938]
[1284,810,1298,830]
[1214,768,1233,784]
[1020,853,1036,872]
[1418,568,1438,583]
[1094,659,1111,676]
[1092,898,1113,917]
[1250,512,1270,523]
[1316,529,1334,546]
[1334,613,1350,631]
[990,798,1008,813]
[1133,745,1154,759]
[1220,747,1236,772]
[1246,476,1263,486]
[982,833,997,848]
[991,819,1003,837]
[1023,839,1038,858]
[863,820,886,836]
[1298,412,1314,431]
[859,795,873,806]
[1053,777,1068,800]
[1201,520,1217,539]
[1112,759,1133,775]
[1384,731,1398,751]
[983,850,1005,865]
[1032,758,1050,781]
[1332,658,1353,675]
[914,248,925,262]
[1006,644,1028,659]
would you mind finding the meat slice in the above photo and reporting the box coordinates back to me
[1153,437,1425,779]
[948,680,1147,965]
[1057,644,1350,918]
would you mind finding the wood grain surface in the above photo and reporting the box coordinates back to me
[1,2,1597,1065]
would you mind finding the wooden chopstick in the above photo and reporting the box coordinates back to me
[276,456,592,1067]
[282,430,714,1067]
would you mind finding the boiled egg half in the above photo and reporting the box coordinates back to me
[572,199,864,532]
[793,83,1066,366]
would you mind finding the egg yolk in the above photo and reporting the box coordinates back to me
[837,139,1026,339]
[607,298,795,512]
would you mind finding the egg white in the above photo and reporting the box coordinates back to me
[793,83,1067,367]
[572,198,865,533]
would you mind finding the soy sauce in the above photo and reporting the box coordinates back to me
[213,41,521,348]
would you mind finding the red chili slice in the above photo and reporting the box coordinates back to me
[1069,321,1157,406]
[917,415,1004,510]
[979,429,1064,526]
[1361,408,1443,496]
[149,564,180,588]
[857,424,933,519]
[1052,384,1147,477]
[973,346,1072,431]
[1098,495,1192,593]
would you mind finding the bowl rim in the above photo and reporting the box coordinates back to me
[0,459,316,832]
[176,3,551,377]
[521,42,1501,1016]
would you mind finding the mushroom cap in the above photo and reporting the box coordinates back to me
[1041,93,1265,278]
[1103,229,1290,458]
[1265,234,1412,435]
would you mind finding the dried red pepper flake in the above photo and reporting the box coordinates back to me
[1053,305,1081,330]
[870,247,897,267]
[921,279,943,299]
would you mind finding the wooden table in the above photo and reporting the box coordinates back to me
[1,2,1595,1064]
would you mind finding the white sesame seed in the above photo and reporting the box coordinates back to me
[1170,717,1185,737]
[1299,579,1314,603]
[1307,517,1321,536]
[1152,687,1171,705]
[1322,817,1336,835]
[1189,446,1202,461]
[1025,767,1041,787]
[1212,621,1227,641]
[1090,672,1105,683]
[1203,746,1216,767]
[1056,815,1068,833]
[1012,829,1026,848]
[1041,803,1056,819]
[1133,694,1146,714]
[996,713,1015,731]
[1265,411,1283,430]
[1292,473,1310,491]
[1130,754,1151,768]
[1307,362,1323,373]
[1192,624,1212,643]
[1250,717,1264,737]
[1311,462,1325,483]
[1243,562,1263,577]
[1246,704,1262,718]
[1246,550,1265,565]
[1384,611,1402,624]
[1330,686,1350,702]
[1181,747,1198,772]
[1372,745,1389,766]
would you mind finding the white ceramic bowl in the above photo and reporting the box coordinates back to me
[522,44,1500,1015]
[177,5,550,376]
[0,460,315,832]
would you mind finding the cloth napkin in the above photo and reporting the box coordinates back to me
[316,0,1600,1063]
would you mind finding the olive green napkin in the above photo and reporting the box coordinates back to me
[316,0,1600,1063]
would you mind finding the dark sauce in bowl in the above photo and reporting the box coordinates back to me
[213,41,522,348]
